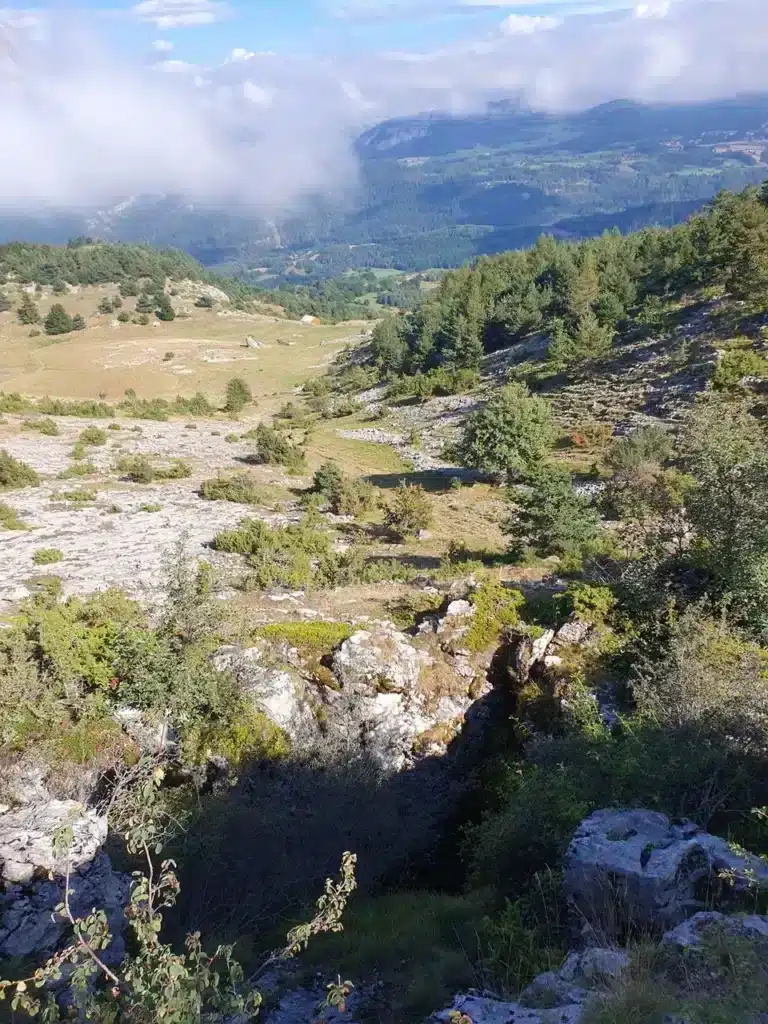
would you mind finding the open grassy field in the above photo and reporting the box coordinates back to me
[0,284,365,417]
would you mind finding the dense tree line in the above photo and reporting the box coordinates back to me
[371,182,768,375]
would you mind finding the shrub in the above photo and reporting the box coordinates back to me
[195,294,216,308]
[182,704,290,766]
[116,310,131,323]
[0,450,40,490]
[250,423,306,472]
[256,620,353,655]
[225,376,253,414]
[331,477,377,518]
[32,548,63,565]
[97,296,114,314]
[214,514,334,590]
[200,472,265,505]
[313,459,344,498]
[505,467,601,561]
[454,383,556,480]
[140,503,162,513]
[117,455,191,483]
[0,501,28,530]
[58,461,97,479]
[464,579,525,652]
[79,425,108,447]
[22,417,59,436]
[712,347,768,390]
[548,313,614,368]
[57,488,97,503]
[155,294,176,321]
[558,582,616,625]
[605,424,674,475]
[163,350,175,361]
[384,482,433,538]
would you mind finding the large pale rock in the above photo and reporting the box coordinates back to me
[0,852,130,962]
[0,801,107,885]
[662,910,768,949]
[213,645,319,746]
[430,948,626,1024]
[114,706,178,756]
[330,624,479,769]
[430,993,583,1024]
[564,809,768,932]
[333,624,431,694]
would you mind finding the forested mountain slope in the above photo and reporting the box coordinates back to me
[4,95,768,282]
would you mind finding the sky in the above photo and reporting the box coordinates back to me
[1,0,768,214]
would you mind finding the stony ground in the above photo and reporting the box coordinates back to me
[0,415,298,611]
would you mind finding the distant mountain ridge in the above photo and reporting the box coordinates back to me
[3,94,768,282]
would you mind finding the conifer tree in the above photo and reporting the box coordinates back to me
[71,313,86,331]
[17,293,40,325]
[44,303,74,335]
[155,295,176,322]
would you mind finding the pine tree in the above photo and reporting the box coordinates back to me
[155,295,176,322]
[567,250,601,322]
[44,303,74,335]
[17,293,40,325]
[97,297,114,315]
[71,314,86,331]
[120,280,139,298]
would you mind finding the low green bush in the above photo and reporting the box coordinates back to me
[200,472,265,505]
[117,455,191,483]
[58,461,97,479]
[32,548,63,565]
[256,621,353,654]
[182,705,290,767]
[22,417,59,436]
[249,423,306,472]
[79,425,108,447]
[0,450,40,490]
[384,482,433,538]
[56,488,97,503]
[0,501,28,530]
[465,579,525,652]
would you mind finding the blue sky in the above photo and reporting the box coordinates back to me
[2,0,636,62]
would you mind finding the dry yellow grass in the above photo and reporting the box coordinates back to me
[0,284,364,416]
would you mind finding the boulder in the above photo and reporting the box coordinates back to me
[662,910,768,950]
[330,624,481,769]
[430,947,627,1024]
[0,802,130,965]
[114,706,178,757]
[0,800,107,885]
[212,645,320,746]
[0,852,130,962]
[333,624,430,695]
[507,628,556,684]
[563,809,768,932]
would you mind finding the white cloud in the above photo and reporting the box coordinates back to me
[155,58,195,71]
[131,1,231,29]
[500,14,560,34]
[151,39,175,52]
[1,0,768,220]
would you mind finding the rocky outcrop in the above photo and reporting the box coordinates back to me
[0,852,130,962]
[113,707,179,757]
[662,910,768,950]
[330,622,488,769]
[0,801,130,963]
[563,808,768,933]
[430,947,628,1024]
[212,645,320,746]
[0,801,107,885]
[215,617,491,773]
